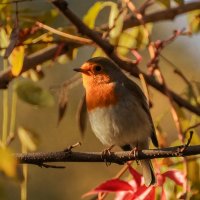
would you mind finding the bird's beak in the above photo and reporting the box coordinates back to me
[73,68,90,75]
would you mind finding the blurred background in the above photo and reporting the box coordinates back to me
[0,0,200,199]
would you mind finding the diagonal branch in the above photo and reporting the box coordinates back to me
[15,145,200,166]
[51,0,200,116]
[0,42,80,88]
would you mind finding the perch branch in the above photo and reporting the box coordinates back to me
[15,145,200,166]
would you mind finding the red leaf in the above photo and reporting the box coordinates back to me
[163,170,185,186]
[156,173,166,186]
[115,191,134,200]
[115,180,140,200]
[127,163,142,187]
[133,185,155,200]
[83,179,133,197]
[161,186,167,200]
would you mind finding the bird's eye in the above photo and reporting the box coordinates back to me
[94,65,102,72]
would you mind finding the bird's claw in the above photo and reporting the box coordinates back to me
[101,145,115,166]
[129,147,139,165]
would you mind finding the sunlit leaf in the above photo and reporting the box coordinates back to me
[187,160,200,185]
[10,46,25,76]
[83,2,105,29]
[83,179,133,197]
[0,27,9,56]
[92,47,106,57]
[188,10,200,33]
[0,147,17,177]
[117,24,153,55]
[133,186,155,199]
[0,0,8,10]
[163,170,185,186]
[117,27,138,55]
[18,127,39,151]
[156,0,170,7]
[109,3,124,40]
[15,80,55,107]
[4,22,19,59]
[83,1,116,29]
[127,163,142,187]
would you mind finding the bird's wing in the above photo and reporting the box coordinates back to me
[124,77,159,148]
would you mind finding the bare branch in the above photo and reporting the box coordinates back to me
[122,2,200,30]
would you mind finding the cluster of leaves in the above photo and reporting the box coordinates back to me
[83,164,185,200]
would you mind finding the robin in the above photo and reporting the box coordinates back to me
[74,57,158,186]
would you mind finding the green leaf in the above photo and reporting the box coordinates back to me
[188,10,200,33]
[18,127,39,151]
[15,80,55,107]
[156,0,170,7]
[117,24,153,55]
[108,3,124,40]
[117,27,138,55]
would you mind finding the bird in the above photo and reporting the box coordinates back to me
[74,57,158,186]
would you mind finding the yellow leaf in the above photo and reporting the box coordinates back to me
[10,46,25,76]
[109,3,124,40]
[92,47,106,57]
[0,147,17,177]
[0,27,9,56]
[117,23,153,55]
[83,1,114,29]
[188,10,200,33]
[117,27,139,55]
[18,127,39,151]
[83,2,104,29]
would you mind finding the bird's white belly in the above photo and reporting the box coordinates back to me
[88,97,152,147]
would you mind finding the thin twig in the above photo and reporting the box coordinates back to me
[36,21,93,45]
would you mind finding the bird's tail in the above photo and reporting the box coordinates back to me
[140,159,156,186]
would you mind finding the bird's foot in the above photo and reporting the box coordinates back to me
[129,147,139,165]
[101,145,115,166]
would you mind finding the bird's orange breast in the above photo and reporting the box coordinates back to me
[86,83,118,111]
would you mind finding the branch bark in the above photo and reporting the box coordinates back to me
[122,2,200,30]
[0,43,79,88]
[15,145,200,166]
